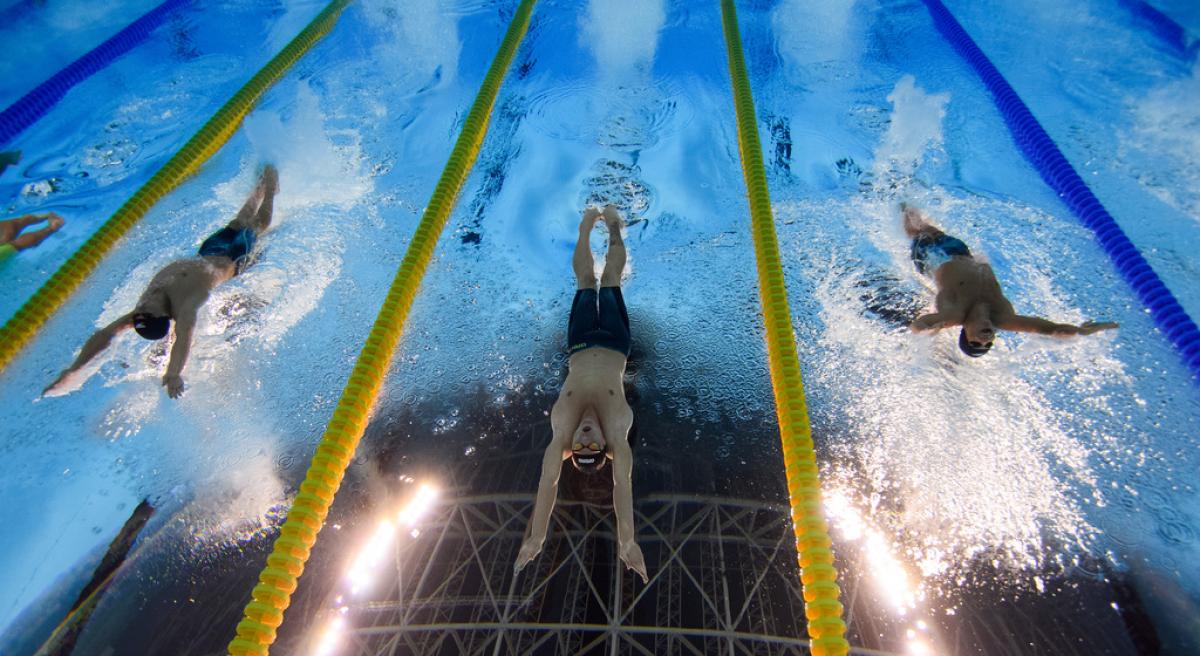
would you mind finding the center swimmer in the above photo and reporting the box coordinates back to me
[514,205,648,583]
[44,166,279,399]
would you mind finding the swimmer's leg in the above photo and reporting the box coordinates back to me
[10,225,60,251]
[1,213,53,242]
[250,165,277,234]
[901,202,942,239]
[228,165,278,234]
[902,203,948,277]
[574,208,601,290]
[600,205,626,288]
[7,214,64,251]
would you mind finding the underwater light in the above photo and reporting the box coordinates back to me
[345,520,396,595]
[312,616,344,656]
[398,483,439,527]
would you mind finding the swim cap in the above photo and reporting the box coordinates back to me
[133,313,171,340]
[958,328,991,358]
[570,449,608,475]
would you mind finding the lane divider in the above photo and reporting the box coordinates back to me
[719,2,849,654]
[0,0,194,146]
[1117,0,1196,57]
[226,1,538,653]
[922,0,1200,382]
[0,0,351,375]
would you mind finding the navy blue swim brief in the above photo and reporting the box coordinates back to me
[198,226,257,274]
[911,233,970,276]
[567,287,631,356]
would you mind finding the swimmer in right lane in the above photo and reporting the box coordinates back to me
[902,202,1118,356]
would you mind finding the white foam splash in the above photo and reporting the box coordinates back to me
[360,0,461,89]
[777,190,1124,585]
[580,0,666,79]
[874,75,950,182]
[771,0,859,68]
[1125,59,1200,222]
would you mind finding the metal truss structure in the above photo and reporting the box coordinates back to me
[289,419,1152,656]
[322,492,856,656]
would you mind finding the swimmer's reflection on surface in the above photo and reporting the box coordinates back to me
[514,204,648,583]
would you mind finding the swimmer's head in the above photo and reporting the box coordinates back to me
[959,304,994,357]
[570,414,608,475]
[132,313,171,340]
[958,328,991,357]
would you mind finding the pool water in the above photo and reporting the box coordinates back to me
[0,0,1197,654]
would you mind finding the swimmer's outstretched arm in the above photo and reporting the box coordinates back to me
[162,308,197,399]
[997,315,1118,337]
[44,312,134,395]
[910,312,950,333]
[608,414,647,583]
[515,410,571,573]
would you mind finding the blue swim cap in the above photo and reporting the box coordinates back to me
[133,313,171,340]
[959,328,991,358]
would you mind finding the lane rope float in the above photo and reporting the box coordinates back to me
[0,0,195,146]
[226,1,538,654]
[0,0,351,375]
[719,2,850,655]
[922,0,1200,382]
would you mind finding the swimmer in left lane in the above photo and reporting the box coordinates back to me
[45,165,279,399]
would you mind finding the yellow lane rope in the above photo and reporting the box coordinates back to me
[719,1,849,654]
[226,1,538,653]
[0,0,351,374]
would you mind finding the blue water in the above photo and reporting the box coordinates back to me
[0,0,1198,654]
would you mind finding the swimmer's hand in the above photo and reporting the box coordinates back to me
[43,369,82,398]
[514,536,543,574]
[163,373,185,399]
[1078,321,1118,335]
[909,313,947,333]
[619,539,649,584]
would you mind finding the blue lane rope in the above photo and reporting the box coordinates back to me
[1117,0,1197,57]
[921,0,1200,382]
[0,0,194,147]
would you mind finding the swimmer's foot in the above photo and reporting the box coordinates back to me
[46,213,65,231]
[259,164,279,197]
[580,206,602,232]
[601,204,624,231]
[902,202,932,236]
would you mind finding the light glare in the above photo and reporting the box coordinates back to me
[313,617,344,656]
[398,484,439,526]
[346,520,396,594]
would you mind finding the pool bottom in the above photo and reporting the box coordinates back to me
[8,382,1185,656]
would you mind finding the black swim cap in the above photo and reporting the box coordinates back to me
[571,450,608,475]
[959,328,991,358]
[133,313,171,340]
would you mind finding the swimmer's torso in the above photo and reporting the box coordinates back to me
[135,257,235,315]
[553,348,631,434]
[934,257,1016,324]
